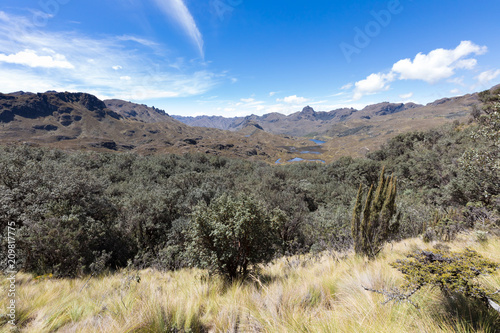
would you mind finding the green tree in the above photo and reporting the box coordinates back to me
[460,88,500,204]
[351,166,400,258]
[189,194,285,280]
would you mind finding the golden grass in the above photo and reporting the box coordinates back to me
[1,233,499,332]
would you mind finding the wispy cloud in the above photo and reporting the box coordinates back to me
[150,0,204,57]
[398,92,413,99]
[117,35,160,47]
[475,69,500,86]
[341,83,353,90]
[0,10,220,100]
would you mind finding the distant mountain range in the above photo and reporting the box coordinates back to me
[0,85,496,163]
[0,91,311,162]
[172,92,482,137]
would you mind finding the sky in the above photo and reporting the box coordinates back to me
[0,0,499,117]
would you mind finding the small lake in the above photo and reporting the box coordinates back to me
[276,140,327,164]
[276,157,325,164]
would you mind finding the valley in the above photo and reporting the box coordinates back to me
[0,86,491,164]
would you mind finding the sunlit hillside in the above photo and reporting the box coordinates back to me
[1,233,499,332]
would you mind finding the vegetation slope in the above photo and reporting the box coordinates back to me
[0,87,499,332]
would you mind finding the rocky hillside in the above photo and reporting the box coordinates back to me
[0,91,313,162]
[1,86,495,163]
[172,92,481,137]
[104,99,177,123]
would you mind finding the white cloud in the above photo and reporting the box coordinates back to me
[269,91,276,96]
[120,76,131,81]
[150,0,204,57]
[448,76,465,86]
[450,88,461,94]
[353,72,395,100]
[392,41,487,83]
[351,41,488,100]
[117,35,159,47]
[0,49,74,69]
[341,83,353,90]
[0,11,221,100]
[241,98,255,103]
[476,69,500,86]
[277,95,309,104]
[399,92,413,99]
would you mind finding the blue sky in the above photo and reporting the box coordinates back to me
[0,0,499,116]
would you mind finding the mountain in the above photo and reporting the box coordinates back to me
[172,92,480,138]
[172,114,245,131]
[1,86,495,163]
[0,91,313,162]
[104,99,176,123]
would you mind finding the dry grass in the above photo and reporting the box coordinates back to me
[1,233,499,332]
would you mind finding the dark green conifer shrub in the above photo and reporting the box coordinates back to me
[351,167,400,258]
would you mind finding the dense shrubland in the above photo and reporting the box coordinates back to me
[0,91,499,280]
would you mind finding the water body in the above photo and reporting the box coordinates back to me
[275,140,326,163]
[286,157,325,163]
[300,151,321,155]
[275,157,325,164]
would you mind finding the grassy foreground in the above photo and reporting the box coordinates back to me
[2,234,500,333]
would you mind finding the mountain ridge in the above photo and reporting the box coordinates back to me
[0,91,313,162]
[1,85,497,163]
[171,91,484,137]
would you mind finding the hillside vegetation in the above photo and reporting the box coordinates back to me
[0,88,499,331]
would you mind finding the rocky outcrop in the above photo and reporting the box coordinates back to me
[104,99,176,123]
[359,102,421,116]
[0,91,120,123]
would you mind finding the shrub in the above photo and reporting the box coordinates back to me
[422,209,464,242]
[388,249,500,307]
[188,194,285,280]
[351,167,400,258]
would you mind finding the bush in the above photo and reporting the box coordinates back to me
[188,194,285,280]
[391,249,499,305]
[351,167,400,258]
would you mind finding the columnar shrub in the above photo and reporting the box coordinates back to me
[351,166,399,258]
